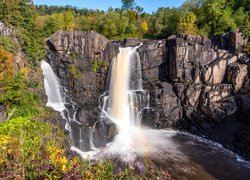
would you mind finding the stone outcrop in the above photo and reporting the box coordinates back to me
[13,51,28,70]
[0,22,15,37]
[211,31,248,52]
[46,31,250,159]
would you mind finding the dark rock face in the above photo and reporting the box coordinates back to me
[211,31,248,52]
[46,31,250,159]
[166,34,250,160]
[47,30,118,107]
[47,31,119,149]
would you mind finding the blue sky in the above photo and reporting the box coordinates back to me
[33,0,185,13]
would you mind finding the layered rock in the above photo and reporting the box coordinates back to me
[211,31,248,52]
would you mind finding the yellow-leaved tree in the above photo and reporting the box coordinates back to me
[178,12,198,35]
[141,20,149,33]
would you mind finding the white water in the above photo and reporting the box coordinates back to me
[109,47,146,146]
[41,60,66,112]
[98,46,149,149]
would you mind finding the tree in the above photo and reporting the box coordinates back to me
[121,0,136,10]
[63,10,76,31]
[141,20,149,33]
[149,7,181,38]
[178,11,198,35]
[0,49,14,82]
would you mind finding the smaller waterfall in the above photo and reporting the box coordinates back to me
[41,60,72,133]
[41,60,94,151]
[41,60,65,112]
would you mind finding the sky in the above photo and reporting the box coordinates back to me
[33,0,185,13]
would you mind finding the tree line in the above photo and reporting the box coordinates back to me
[0,0,249,64]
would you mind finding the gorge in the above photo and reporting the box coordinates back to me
[41,30,250,178]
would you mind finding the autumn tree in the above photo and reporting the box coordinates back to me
[0,49,14,82]
[178,11,198,35]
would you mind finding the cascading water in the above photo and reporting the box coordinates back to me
[41,60,65,112]
[99,46,149,148]
[41,60,97,151]
[41,60,73,132]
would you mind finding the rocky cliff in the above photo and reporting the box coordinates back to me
[46,31,250,159]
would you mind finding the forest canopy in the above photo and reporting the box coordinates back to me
[0,0,249,64]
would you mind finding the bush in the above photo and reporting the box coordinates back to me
[0,36,20,54]
[68,64,82,78]
[0,70,40,118]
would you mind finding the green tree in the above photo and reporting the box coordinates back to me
[149,7,181,38]
[121,0,136,10]
[63,10,76,31]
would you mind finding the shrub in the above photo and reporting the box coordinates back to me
[0,36,20,54]
[67,64,82,78]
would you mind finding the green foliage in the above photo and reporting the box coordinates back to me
[0,36,20,54]
[67,64,82,78]
[0,0,46,65]
[0,71,40,118]
[92,60,109,73]
[19,29,46,66]
[0,115,153,179]
[178,11,198,35]
[121,0,136,10]
[0,116,66,178]
[181,0,250,37]
[148,8,182,38]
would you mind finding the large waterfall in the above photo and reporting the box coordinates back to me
[100,46,149,148]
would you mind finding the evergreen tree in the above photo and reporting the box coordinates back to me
[121,0,136,10]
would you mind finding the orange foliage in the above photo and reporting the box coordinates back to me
[0,49,14,81]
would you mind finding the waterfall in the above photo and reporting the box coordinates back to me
[100,46,149,147]
[43,48,250,178]
[41,60,66,112]
[41,60,92,151]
